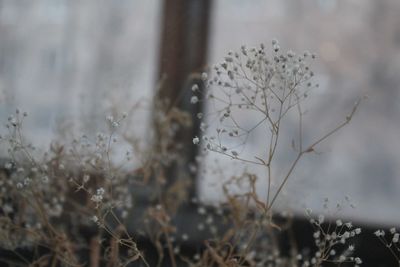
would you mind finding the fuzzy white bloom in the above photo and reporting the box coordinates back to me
[355,228,362,234]
[106,115,114,122]
[305,208,312,215]
[91,195,103,203]
[92,215,99,223]
[273,44,280,52]
[91,187,105,203]
[201,72,208,81]
[336,219,343,226]
[390,227,396,234]
[393,233,399,243]
[83,174,90,183]
[374,230,385,237]
[343,231,350,239]
[192,136,200,145]
[318,214,325,224]
[96,187,105,195]
[355,257,362,264]
[200,122,207,132]
[192,84,199,92]
[190,96,199,104]
[23,177,31,186]
[4,162,12,169]
[8,115,17,126]
[197,206,206,215]
[287,50,295,58]
[313,231,320,239]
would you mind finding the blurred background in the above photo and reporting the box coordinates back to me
[0,0,399,226]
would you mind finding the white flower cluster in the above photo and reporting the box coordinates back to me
[374,227,400,263]
[192,39,318,161]
[91,187,105,204]
[304,208,362,267]
[106,112,127,129]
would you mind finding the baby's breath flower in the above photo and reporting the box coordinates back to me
[305,208,312,215]
[191,84,199,92]
[91,194,103,203]
[313,231,320,239]
[96,187,105,195]
[345,222,353,228]
[83,174,90,183]
[273,44,280,52]
[197,206,206,215]
[106,115,114,122]
[374,230,384,237]
[192,136,200,145]
[23,177,31,186]
[92,215,99,223]
[4,162,12,169]
[190,96,199,104]
[318,214,324,224]
[173,246,180,254]
[200,122,207,132]
[393,233,399,243]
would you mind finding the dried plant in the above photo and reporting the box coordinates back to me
[0,40,365,266]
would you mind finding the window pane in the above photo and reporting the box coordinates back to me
[201,0,400,225]
[0,0,159,149]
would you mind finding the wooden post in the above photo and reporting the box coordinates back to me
[155,0,212,197]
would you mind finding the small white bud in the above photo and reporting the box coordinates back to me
[192,136,200,145]
[190,96,199,104]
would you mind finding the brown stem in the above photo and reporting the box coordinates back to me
[90,236,101,267]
